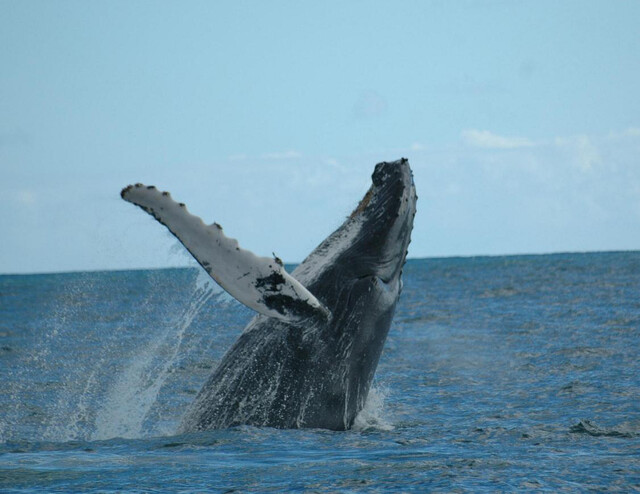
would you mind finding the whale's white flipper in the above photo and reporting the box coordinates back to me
[121,184,331,324]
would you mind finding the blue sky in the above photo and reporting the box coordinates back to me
[1,1,639,273]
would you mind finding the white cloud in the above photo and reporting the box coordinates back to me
[462,129,535,149]
[414,127,640,256]
[604,127,640,141]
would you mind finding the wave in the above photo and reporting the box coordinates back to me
[569,420,637,439]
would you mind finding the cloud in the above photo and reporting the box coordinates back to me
[462,129,535,149]
[413,127,640,256]
[608,127,640,139]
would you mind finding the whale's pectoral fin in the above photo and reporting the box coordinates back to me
[121,184,331,324]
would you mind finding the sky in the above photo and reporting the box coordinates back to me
[1,0,639,274]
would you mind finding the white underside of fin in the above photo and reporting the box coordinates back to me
[121,184,330,324]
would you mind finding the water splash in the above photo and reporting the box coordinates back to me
[0,266,243,444]
[352,386,394,432]
[1,274,99,443]
[92,269,217,440]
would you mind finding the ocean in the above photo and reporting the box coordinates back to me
[1,252,639,492]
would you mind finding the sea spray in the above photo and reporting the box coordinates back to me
[352,385,394,432]
[0,268,238,443]
[92,269,218,440]
[1,273,101,443]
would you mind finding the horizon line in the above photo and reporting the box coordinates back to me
[2,249,638,277]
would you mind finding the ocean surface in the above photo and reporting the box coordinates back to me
[1,252,639,492]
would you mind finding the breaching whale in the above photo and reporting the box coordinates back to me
[121,158,416,431]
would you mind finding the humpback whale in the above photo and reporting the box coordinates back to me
[121,158,416,431]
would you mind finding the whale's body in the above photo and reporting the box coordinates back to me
[121,158,416,430]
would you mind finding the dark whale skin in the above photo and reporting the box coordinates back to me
[179,159,417,431]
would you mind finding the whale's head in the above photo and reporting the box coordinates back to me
[346,157,417,285]
[294,157,416,303]
[291,158,416,428]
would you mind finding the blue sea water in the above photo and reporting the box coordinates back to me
[1,252,639,492]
